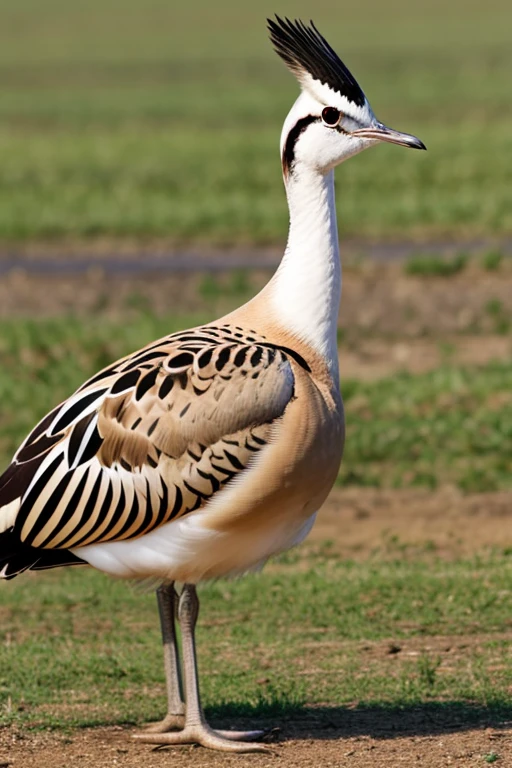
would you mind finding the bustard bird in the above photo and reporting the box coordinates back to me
[0,17,425,753]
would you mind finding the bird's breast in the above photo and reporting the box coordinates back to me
[190,364,345,576]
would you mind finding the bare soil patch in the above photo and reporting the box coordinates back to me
[312,487,512,559]
[339,334,510,380]
[1,717,511,768]
[1,260,511,336]
[1,261,511,382]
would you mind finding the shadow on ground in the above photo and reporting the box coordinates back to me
[204,701,512,742]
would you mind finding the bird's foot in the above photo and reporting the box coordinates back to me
[143,712,186,733]
[133,722,274,753]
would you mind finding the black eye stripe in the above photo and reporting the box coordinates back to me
[282,114,320,174]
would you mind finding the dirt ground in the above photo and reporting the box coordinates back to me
[1,258,511,341]
[1,257,511,766]
[1,716,511,768]
[312,486,512,558]
[2,259,511,385]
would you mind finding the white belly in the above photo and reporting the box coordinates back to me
[73,505,317,583]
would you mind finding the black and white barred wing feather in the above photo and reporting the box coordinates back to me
[0,325,294,578]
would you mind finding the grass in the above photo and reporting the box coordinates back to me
[404,252,468,277]
[0,0,510,245]
[0,312,510,492]
[341,363,512,492]
[482,251,505,272]
[485,299,510,335]
[199,270,252,302]
[1,549,512,729]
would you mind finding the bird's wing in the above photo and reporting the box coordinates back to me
[0,325,295,564]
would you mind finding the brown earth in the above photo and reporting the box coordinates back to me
[311,486,512,559]
[1,260,511,384]
[1,716,511,768]
[1,259,511,339]
[1,260,511,766]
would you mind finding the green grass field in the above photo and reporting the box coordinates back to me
[0,311,510,493]
[1,550,512,730]
[0,0,511,244]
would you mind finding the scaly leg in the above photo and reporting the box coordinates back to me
[144,582,185,732]
[134,584,270,752]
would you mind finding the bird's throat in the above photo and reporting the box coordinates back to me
[269,166,341,379]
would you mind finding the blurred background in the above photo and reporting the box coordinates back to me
[1,0,512,752]
[0,0,511,246]
[0,0,510,493]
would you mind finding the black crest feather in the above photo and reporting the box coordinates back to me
[268,16,365,108]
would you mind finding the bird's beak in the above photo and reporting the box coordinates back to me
[352,123,426,150]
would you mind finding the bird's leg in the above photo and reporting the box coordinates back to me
[144,582,185,732]
[134,584,270,752]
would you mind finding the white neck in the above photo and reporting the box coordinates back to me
[268,165,341,379]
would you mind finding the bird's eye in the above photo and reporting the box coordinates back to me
[322,107,342,127]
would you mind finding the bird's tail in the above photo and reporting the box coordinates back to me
[0,527,86,580]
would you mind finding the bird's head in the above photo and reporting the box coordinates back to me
[268,16,426,178]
